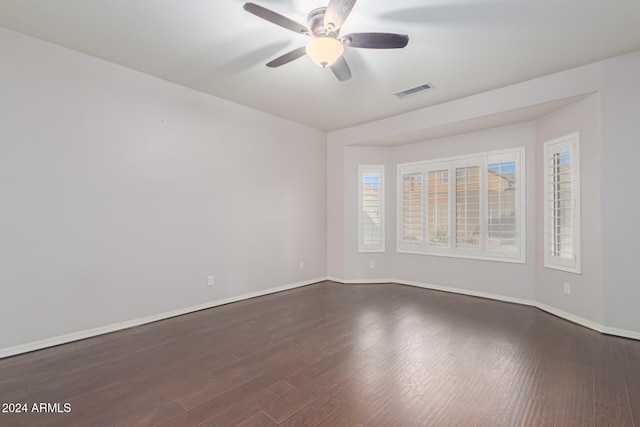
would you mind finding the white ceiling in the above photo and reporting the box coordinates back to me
[1,0,640,132]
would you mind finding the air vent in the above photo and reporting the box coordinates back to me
[394,83,434,98]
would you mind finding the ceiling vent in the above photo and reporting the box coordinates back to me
[394,83,434,98]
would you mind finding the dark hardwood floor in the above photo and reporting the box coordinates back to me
[1,281,639,426]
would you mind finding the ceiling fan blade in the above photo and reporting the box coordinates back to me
[330,56,352,81]
[243,2,310,35]
[324,0,357,31]
[341,32,409,49]
[266,46,307,67]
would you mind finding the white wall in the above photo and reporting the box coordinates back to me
[535,94,604,326]
[601,52,640,333]
[0,27,327,352]
[392,123,537,302]
[326,137,345,280]
[3,23,640,355]
[328,50,640,338]
[342,146,394,281]
[327,59,601,289]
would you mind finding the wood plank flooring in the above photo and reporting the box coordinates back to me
[1,281,639,426]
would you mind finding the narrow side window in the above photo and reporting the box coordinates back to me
[544,133,581,273]
[359,165,385,252]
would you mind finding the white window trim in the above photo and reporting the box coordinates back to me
[397,147,525,264]
[543,133,581,274]
[358,165,385,253]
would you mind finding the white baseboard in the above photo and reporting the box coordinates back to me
[0,277,327,359]
[3,276,638,359]
[327,276,395,284]
[534,302,640,340]
[394,279,535,307]
[600,325,640,341]
[534,302,604,333]
[330,277,640,341]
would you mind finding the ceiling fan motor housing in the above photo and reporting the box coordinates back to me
[307,7,338,38]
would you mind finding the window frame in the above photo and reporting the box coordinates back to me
[397,147,525,263]
[543,133,581,274]
[358,165,385,253]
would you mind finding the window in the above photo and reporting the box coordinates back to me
[398,148,524,262]
[359,165,384,252]
[455,163,481,250]
[544,133,580,273]
[487,155,518,253]
[427,167,449,248]
[400,167,423,248]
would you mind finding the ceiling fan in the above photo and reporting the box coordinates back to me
[243,0,409,81]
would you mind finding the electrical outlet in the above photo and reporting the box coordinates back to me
[369,261,375,269]
[299,262,304,270]
[564,282,571,295]
[208,275,214,286]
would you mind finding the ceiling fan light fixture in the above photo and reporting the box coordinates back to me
[305,37,344,67]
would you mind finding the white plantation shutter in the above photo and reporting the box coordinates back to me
[544,133,580,273]
[400,169,423,248]
[359,166,384,252]
[426,166,449,248]
[486,152,519,255]
[397,147,524,262]
[454,164,481,251]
